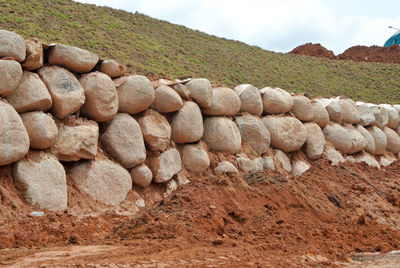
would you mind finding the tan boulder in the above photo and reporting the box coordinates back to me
[355,152,380,168]
[47,44,99,73]
[7,71,52,113]
[339,99,360,124]
[356,125,375,154]
[358,104,375,126]
[138,109,171,152]
[311,102,329,128]
[291,95,313,121]
[261,87,293,114]
[130,163,153,187]
[291,160,311,177]
[322,123,352,153]
[20,112,58,150]
[70,158,132,206]
[0,101,30,166]
[203,117,241,153]
[215,161,238,175]
[101,113,146,168]
[234,84,263,116]
[117,75,155,114]
[235,115,270,155]
[367,126,387,155]
[263,156,275,171]
[0,30,25,62]
[79,72,118,122]
[148,149,182,183]
[304,122,325,160]
[274,149,291,173]
[51,122,98,161]
[0,60,22,96]
[323,147,345,166]
[237,156,254,173]
[262,116,307,153]
[252,157,264,172]
[99,59,126,78]
[151,85,183,113]
[21,39,43,71]
[13,151,67,211]
[386,108,400,129]
[38,66,85,119]
[202,87,241,116]
[182,144,210,174]
[326,102,342,123]
[372,106,389,128]
[185,78,213,108]
[171,101,203,143]
[344,124,367,154]
[383,127,400,154]
[172,83,191,100]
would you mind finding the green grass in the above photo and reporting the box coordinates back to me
[1,0,400,103]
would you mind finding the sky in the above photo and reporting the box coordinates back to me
[75,0,400,54]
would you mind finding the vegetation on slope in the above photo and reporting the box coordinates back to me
[1,0,400,103]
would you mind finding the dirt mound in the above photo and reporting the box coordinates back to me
[3,158,400,266]
[337,45,400,64]
[290,43,336,59]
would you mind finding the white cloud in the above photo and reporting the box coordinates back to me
[75,0,400,54]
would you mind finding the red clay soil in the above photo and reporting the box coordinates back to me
[290,43,400,64]
[2,157,400,267]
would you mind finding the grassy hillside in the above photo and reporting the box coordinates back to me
[1,0,400,103]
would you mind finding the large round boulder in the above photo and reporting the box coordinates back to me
[383,127,400,154]
[21,39,43,71]
[151,85,183,113]
[203,117,241,153]
[147,149,182,183]
[357,104,375,126]
[326,101,342,123]
[235,115,270,155]
[311,102,329,128]
[291,95,313,121]
[339,99,360,124]
[202,87,241,116]
[262,116,307,153]
[372,106,389,128]
[344,124,367,154]
[130,163,153,187]
[322,123,352,154]
[0,60,22,97]
[356,125,375,154]
[185,78,213,108]
[99,59,126,78]
[0,30,26,62]
[117,75,155,115]
[182,144,210,174]
[171,101,203,143]
[138,109,171,152]
[367,126,387,155]
[234,84,263,116]
[261,87,293,114]
[385,107,400,129]
[303,122,325,160]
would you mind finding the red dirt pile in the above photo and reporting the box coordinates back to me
[290,43,336,59]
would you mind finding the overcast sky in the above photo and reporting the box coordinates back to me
[75,0,400,54]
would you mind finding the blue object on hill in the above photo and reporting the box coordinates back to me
[384,31,400,47]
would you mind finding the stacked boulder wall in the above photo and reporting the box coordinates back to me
[0,60,23,96]
[79,72,119,122]
[311,102,329,128]
[338,99,360,124]
[303,122,325,160]
[116,75,155,115]
[13,151,67,211]
[235,115,270,155]
[101,113,146,168]
[0,29,26,62]
[21,39,43,71]
[291,95,313,121]
[202,87,241,116]
[367,126,387,155]
[151,85,183,113]
[234,84,263,116]
[0,101,30,166]
[147,149,182,183]
[322,123,352,154]
[70,158,132,206]
[383,127,400,154]
[38,66,85,119]
[171,101,203,143]
[182,144,210,174]
[261,87,293,114]
[185,78,213,108]
[262,116,307,153]
[138,109,171,152]
[203,117,242,153]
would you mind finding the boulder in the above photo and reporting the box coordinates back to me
[344,124,367,154]
[355,152,380,168]
[323,148,345,166]
[383,127,400,154]
[203,117,241,153]
[322,123,352,153]
[234,84,263,116]
[138,109,171,152]
[38,66,85,119]
[291,160,311,177]
[358,104,375,126]
[185,78,213,108]
[148,149,182,183]
[380,155,396,167]
[274,149,291,173]
[51,122,98,161]
[338,99,360,124]
[386,108,400,129]
[291,95,313,121]
[101,113,146,168]
[151,85,183,113]
[79,72,118,122]
[7,71,52,113]
[13,151,67,211]
[303,122,325,160]
[182,144,210,174]
[235,115,270,155]
[311,102,329,128]
[70,158,132,206]
[356,125,375,154]
[172,83,191,100]
[261,87,293,114]
[372,106,389,128]
[215,161,238,175]
[262,116,307,152]
[367,126,387,155]
[171,101,203,143]
[21,39,43,71]
[130,163,153,187]
[326,101,342,123]
[20,111,58,150]
[236,156,254,173]
[0,30,26,62]
[263,156,275,171]
[202,87,241,116]
[117,75,155,114]
[47,44,99,73]
[0,60,22,96]
[252,157,264,172]
[0,101,29,166]
[99,59,126,78]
